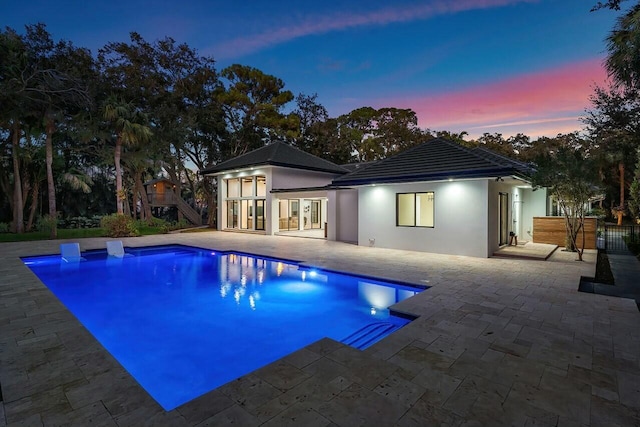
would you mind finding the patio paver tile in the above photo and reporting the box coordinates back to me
[260,402,332,427]
[193,404,261,427]
[217,374,283,413]
[176,390,235,425]
[316,382,409,426]
[253,374,351,422]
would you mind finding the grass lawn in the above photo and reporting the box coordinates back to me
[0,226,171,243]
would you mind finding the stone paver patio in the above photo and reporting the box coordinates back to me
[1,232,639,426]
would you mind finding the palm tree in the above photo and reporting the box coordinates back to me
[0,28,29,233]
[121,143,158,221]
[605,3,640,89]
[583,85,640,224]
[38,47,92,238]
[102,95,152,215]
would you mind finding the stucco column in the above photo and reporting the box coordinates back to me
[217,177,224,231]
[327,190,337,241]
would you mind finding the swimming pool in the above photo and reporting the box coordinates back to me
[22,244,425,410]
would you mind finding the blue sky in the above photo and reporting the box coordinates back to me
[2,0,620,139]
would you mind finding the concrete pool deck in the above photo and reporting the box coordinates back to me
[1,232,639,426]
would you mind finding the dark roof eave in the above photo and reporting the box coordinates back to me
[270,185,332,193]
[333,168,532,186]
[200,161,347,176]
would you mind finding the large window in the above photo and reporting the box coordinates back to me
[227,178,239,197]
[256,177,266,197]
[241,177,253,197]
[397,192,434,227]
[224,176,265,230]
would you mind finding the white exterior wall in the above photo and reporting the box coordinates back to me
[271,168,340,190]
[327,190,337,241]
[521,187,548,242]
[216,175,224,231]
[330,189,358,244]
[357,180,490,257]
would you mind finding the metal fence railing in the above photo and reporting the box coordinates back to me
[601,223,640,253]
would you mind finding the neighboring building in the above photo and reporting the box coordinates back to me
[200,138,548,257]
[143,178,202,225]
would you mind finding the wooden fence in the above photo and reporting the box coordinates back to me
[532,217,597,249]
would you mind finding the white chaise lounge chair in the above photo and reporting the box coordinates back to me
[60,242,84,262]
[106,240,132,258]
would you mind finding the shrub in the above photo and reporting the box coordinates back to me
[144,217,168,228]
[101,214,140,237]
[90,215,103,228]
[0,222,9,233]
[59,215,104,229]
[587,207,607,219]
[37,215,58,233]
[168,218,191,231]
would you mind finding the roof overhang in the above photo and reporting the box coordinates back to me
[332,168,531,187]
[202,163,347,177]
[270,185,332,193]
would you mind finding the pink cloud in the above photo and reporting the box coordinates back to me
[380,58,608,138]
[212,0,537,58]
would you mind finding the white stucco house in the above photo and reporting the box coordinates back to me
[200,138,548,258]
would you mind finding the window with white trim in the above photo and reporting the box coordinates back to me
[396,192,434,227]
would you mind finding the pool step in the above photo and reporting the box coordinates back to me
[341,322,401,350]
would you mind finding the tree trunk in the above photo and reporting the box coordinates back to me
[132,172,139,220]
[11,121,24,233]
[26,181,40,232]
[618,161,625,226]
[136,175,152,221]
[115,136,124,214]
[45,117,57,238]
[579,214,585,262]
[208,197,216,227]
[123,189,131,217]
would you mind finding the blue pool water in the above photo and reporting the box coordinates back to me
[22,244,424,410]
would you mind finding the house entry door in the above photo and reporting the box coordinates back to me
[499,192,509,246]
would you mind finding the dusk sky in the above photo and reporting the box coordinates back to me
[2,0,620,139]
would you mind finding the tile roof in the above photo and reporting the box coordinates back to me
[332,138,535,186]
[200,141,349,175]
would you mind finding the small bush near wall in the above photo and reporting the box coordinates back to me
[101,214,140,237]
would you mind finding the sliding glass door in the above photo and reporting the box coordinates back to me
[255,200,265,230]
[279,199,300,230]
[227,200,238,228]
[310,200,321,229]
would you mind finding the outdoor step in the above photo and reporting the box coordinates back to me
[341,322,400,350]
